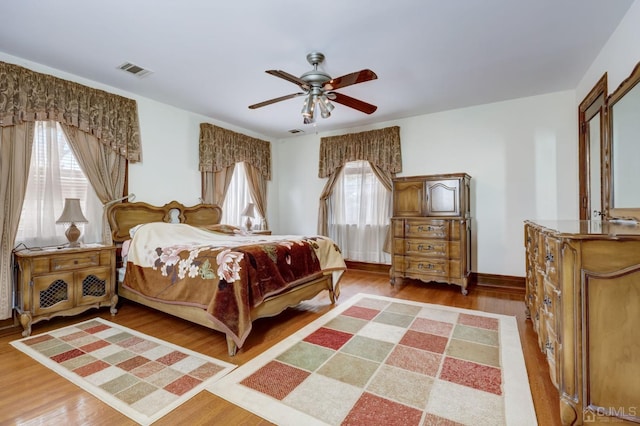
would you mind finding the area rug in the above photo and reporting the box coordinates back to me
[11,317,236,425]
[208,293,537,426]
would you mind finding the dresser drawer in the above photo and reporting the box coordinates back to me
[399,256,448,276]
[543,236,560,282]
[544,319,559,388]
[405,220,449,239]
[394,239,461,258]
[543,278,560,326]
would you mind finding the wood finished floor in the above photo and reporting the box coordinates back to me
[0,270,559,425]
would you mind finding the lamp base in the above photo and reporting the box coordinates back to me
[244,217,253,232]
[65,223,82,247]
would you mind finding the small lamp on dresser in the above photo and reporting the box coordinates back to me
[56,198,88,247]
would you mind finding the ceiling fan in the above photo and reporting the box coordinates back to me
[248,52,378,124]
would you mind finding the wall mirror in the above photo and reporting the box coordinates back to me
[606,61,640,221]
[578,74,607,220]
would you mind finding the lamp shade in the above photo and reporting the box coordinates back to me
[241,203,256,218]
[56,198,88,224]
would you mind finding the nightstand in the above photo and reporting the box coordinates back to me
[250,230,272,235]
[13,245,118,337]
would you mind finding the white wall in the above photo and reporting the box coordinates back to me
[577,0,640,101]
[273,91,576,277]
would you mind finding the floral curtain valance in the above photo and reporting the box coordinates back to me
[0,61,141,162]
[199,123,271,180]
[318,126,402,178]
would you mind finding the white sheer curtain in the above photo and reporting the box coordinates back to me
[328,160,391,264]
[15,121,102,248]
[221,162,264,229]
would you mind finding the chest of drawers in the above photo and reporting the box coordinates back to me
[391,173,471,294]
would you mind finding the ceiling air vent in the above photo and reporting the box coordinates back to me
[117,62,153,78]
[288,129,304,134]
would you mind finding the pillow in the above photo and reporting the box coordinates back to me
[129,224,144,238]
[200,223,240,235]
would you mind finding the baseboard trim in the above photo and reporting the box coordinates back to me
[345,261,525,294]
[344,260,390,275]
[472,272,525,293]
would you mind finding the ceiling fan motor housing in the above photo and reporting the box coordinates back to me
[301,52,331,87]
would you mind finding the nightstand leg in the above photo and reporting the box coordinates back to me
[110,294,119,315]
[20,312,32,337]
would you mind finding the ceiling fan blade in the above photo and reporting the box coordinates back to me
[249,92,305,109]
[266,70,310,90]
[329,92,377,114]
[324,69,377,90]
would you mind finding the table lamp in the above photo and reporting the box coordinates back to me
[56,198,88,247]
[241,203,256,232]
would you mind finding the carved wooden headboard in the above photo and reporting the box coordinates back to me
[107,200,223,243]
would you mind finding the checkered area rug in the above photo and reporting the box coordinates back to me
[208,293,537,426]
[11,318,235,425]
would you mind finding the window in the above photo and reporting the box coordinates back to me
[15,121,102,248]
[328,160,391,264]
[221,162,263,229]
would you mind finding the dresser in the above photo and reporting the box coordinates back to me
[391,173,471,294]
[14,245,118,337]
[524,220,640,425]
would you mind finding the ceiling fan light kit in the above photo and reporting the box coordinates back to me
[249,52,378,124]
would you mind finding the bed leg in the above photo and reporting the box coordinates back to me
[226,335,238,356]
[328,288,336,304]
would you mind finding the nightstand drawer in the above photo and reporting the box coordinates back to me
[52,252,100,271]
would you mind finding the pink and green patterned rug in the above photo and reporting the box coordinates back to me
[208,293,537,425]
[11,317,235,425]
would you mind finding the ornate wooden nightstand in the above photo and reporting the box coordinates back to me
[250,230,272,235]
[13,244,117,336]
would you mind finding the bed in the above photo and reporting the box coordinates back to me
[107,200,346,356]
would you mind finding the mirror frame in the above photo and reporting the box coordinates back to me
[606,60,640,221]
[578,73,607,220]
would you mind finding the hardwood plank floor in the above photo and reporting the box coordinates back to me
[0,270,559,425]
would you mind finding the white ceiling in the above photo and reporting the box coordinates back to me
[0,0,634,139]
